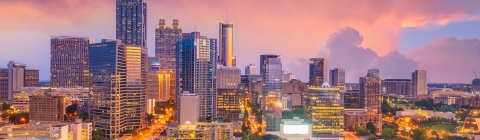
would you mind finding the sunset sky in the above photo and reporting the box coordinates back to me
[1,0,480,83]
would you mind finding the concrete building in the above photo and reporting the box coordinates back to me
[260,54,282,131]
[367,69,382,79]
[360,72,381,114]
[309,58,328,86]
[29,95,66,123]
[50,36,93,88]
[303,83,344,138]
[344,109,382,132]
[241,74,262,84]
[147,61,175,101]
[12,87,90,112]
[330,68,346,89]
[281,97,292,110]
[246,80,262,105]
[176,32,217,120]
[344,90,361,109]
[159,122,235,140]
[281,80,307,107]
[412,70,427,96]
[116,0,147,47]
[282,71,295,83]
[155,19,182,69]
[216,66,242,120]
[0,119,91,140]
[0,61,39,102]
[216,66,241,89]
[218,21,235,67]
[245,64,256,75]
[178,91,199,125]
[381,79,412,96]
[89,39,147,139]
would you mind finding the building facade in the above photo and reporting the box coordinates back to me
[218,21,235,67]
[178,91,199,125]
[155,19,182,68]
[329,68,345,89]
[367,69,382,79]
[116,0,147,47]
[309,58,328,86]
[303,83,344,138]
[0,61,39,102]
[344,90,361,109]
[50,36,93,88]
[146,61,175,101]
[281,80,307,107]
[29,95,66,123]
[412,70,427,97]
[12,87,90,113]
[89,39,147,139]
[245,64,256,75]
[282,71,296,83]
[260,55,283,131]
[176,32,217,120]
[381,79,412,96]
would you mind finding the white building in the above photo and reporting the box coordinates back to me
[282,71,295,83]
[266,117,316,140]
[245,64,256,75]
[216,66,241,89]
[179,91,199,125]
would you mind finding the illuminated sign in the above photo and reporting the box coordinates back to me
[283,125,309,134]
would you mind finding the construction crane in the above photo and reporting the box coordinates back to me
[475,71,478,79]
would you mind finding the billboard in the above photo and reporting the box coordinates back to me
[283,125,309,134]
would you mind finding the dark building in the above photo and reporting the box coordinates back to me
[309,58,328,86]
[155,19,182,68]
[360,72,381,113]
[381,79,412,96]
[344,90,361,108]
[116,0,147,47]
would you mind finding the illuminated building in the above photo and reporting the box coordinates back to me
[329,68,346,90]
[260,54,282,131]
[246,80,262,105]
[245,63,256,75]
[472,79,480,94]
[281,79,307,107]
[344,90,361,109]
[412,70,427,96]
[367,69,382,79]
[50,36,93,88]
[266,117,313,140]
[381,79,412,96]
[178,91,199,125]
[89,39,147,139]
[146,61,175,114]
[309,58,328,86]
[159,122,235,140]
[176,32,217,120]
[216,66,242,120]
[29,95,66,123]
[155,19,182,68]
[12,87,90,112]
[303,82,344,139]
[344,109,381,132]
[116,0,147,47]
[0,61,39,102]
[218,21,235,67]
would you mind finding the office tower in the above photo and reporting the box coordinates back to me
[329,68,346,89]
[344,90,361,108]
[381,79,412,96]
[89,39,147,139]
[367,69,382,79]
[176,32,217,120]
[50,36,93,88]
[282,71,296,82]
[281,80,307,106]
[472,79,480,94]
[0,61,39,102]
[146,60,175,101]
[245,64,256,75]
[216,66,241,120]
[155,19,182,68]
[29,95,66,122]
[116,0,147,47]
[219,21,235,67]
[412,70,427,97]
[260,54,282,131]
[147,57,159,72]
[309,58,328,86]
[359,72,381,113]
[178,91,199,125]
[304,83,344,138]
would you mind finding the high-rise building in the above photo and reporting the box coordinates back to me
[147,60,175,101]
[281,80,307,107]
[344,90,361,108]
[281,71,296,83]
[178,91,199,125]
[29,95,66,123]
[0,61,40,102]
[412,70,427,97]
[50,36,93,88]
[304,83,344,138]
[116,0,147,47]
[155,19,182,68]
[219,21,235,67]
[381,79,412,96]
[472,79,480,94]
[245,64,256,75]
[367,69,382,79]
[329,68,345,89]
[309,58,328,86]
[89,39,147,139]
[216,66,241,120]
[260,54,282,131]
[216,66,241,89]
[176,32,217,120]
[359,72,381,113]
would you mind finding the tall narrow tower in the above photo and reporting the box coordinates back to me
[219,21,234,66]
[116,0,147,47]
[155,19,182,68]
[309,58,328,86]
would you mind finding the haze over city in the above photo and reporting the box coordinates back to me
[2,0,480,83]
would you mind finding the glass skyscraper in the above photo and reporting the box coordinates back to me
[176,32,217,121]
[260,54,282,131]
[309,58,328,86]
[89,39,147,139]
[116,0,147,47]
[155,19,182,69]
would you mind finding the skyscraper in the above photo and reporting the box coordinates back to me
[367,69,382,79]
[309,58,328,86]
[412,70,427,97]
[219,21,235,67]
[245,64,256,75]
[359,72,381,113]
[116,0,147,47]
[155,19,182,68]
[381,79,412,96]
[50,36,93,88]
[89,39,147,139]
[0,61,39,102]
[216,66,241,120]
[260,54,282,131]
[176,32,217,120]
[329,68,346,89]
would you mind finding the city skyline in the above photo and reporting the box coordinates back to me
[2,0,480,83]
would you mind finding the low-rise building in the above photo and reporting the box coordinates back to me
[266,117,314,140]
[29,95,66,123]
[157,122,235,140]
[0,119,92,140]
[344,109,382,133]
[12,87,90,112]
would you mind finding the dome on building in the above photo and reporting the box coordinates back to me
[151,60,160,66]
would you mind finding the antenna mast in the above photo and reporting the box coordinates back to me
[475,71,478,79]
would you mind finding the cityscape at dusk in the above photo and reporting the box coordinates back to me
[1,0,480,140]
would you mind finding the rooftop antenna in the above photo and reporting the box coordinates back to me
[475,71,478,79]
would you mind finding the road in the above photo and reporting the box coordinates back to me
[124,108,173,140]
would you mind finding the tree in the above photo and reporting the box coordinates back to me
[146,113,155,123]
[347,125,355,131]
[355,126,370,136]
[366,122,378,134]
[92,129,105,140]
[198,117,205,122]
[368,136,378,140]
[263,134,286,140]
[1,103,10,111]
[78,111,88,121]
[412,128,428,140]
[382,128,395,140]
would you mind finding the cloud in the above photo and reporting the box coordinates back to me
[409,37,480,83]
